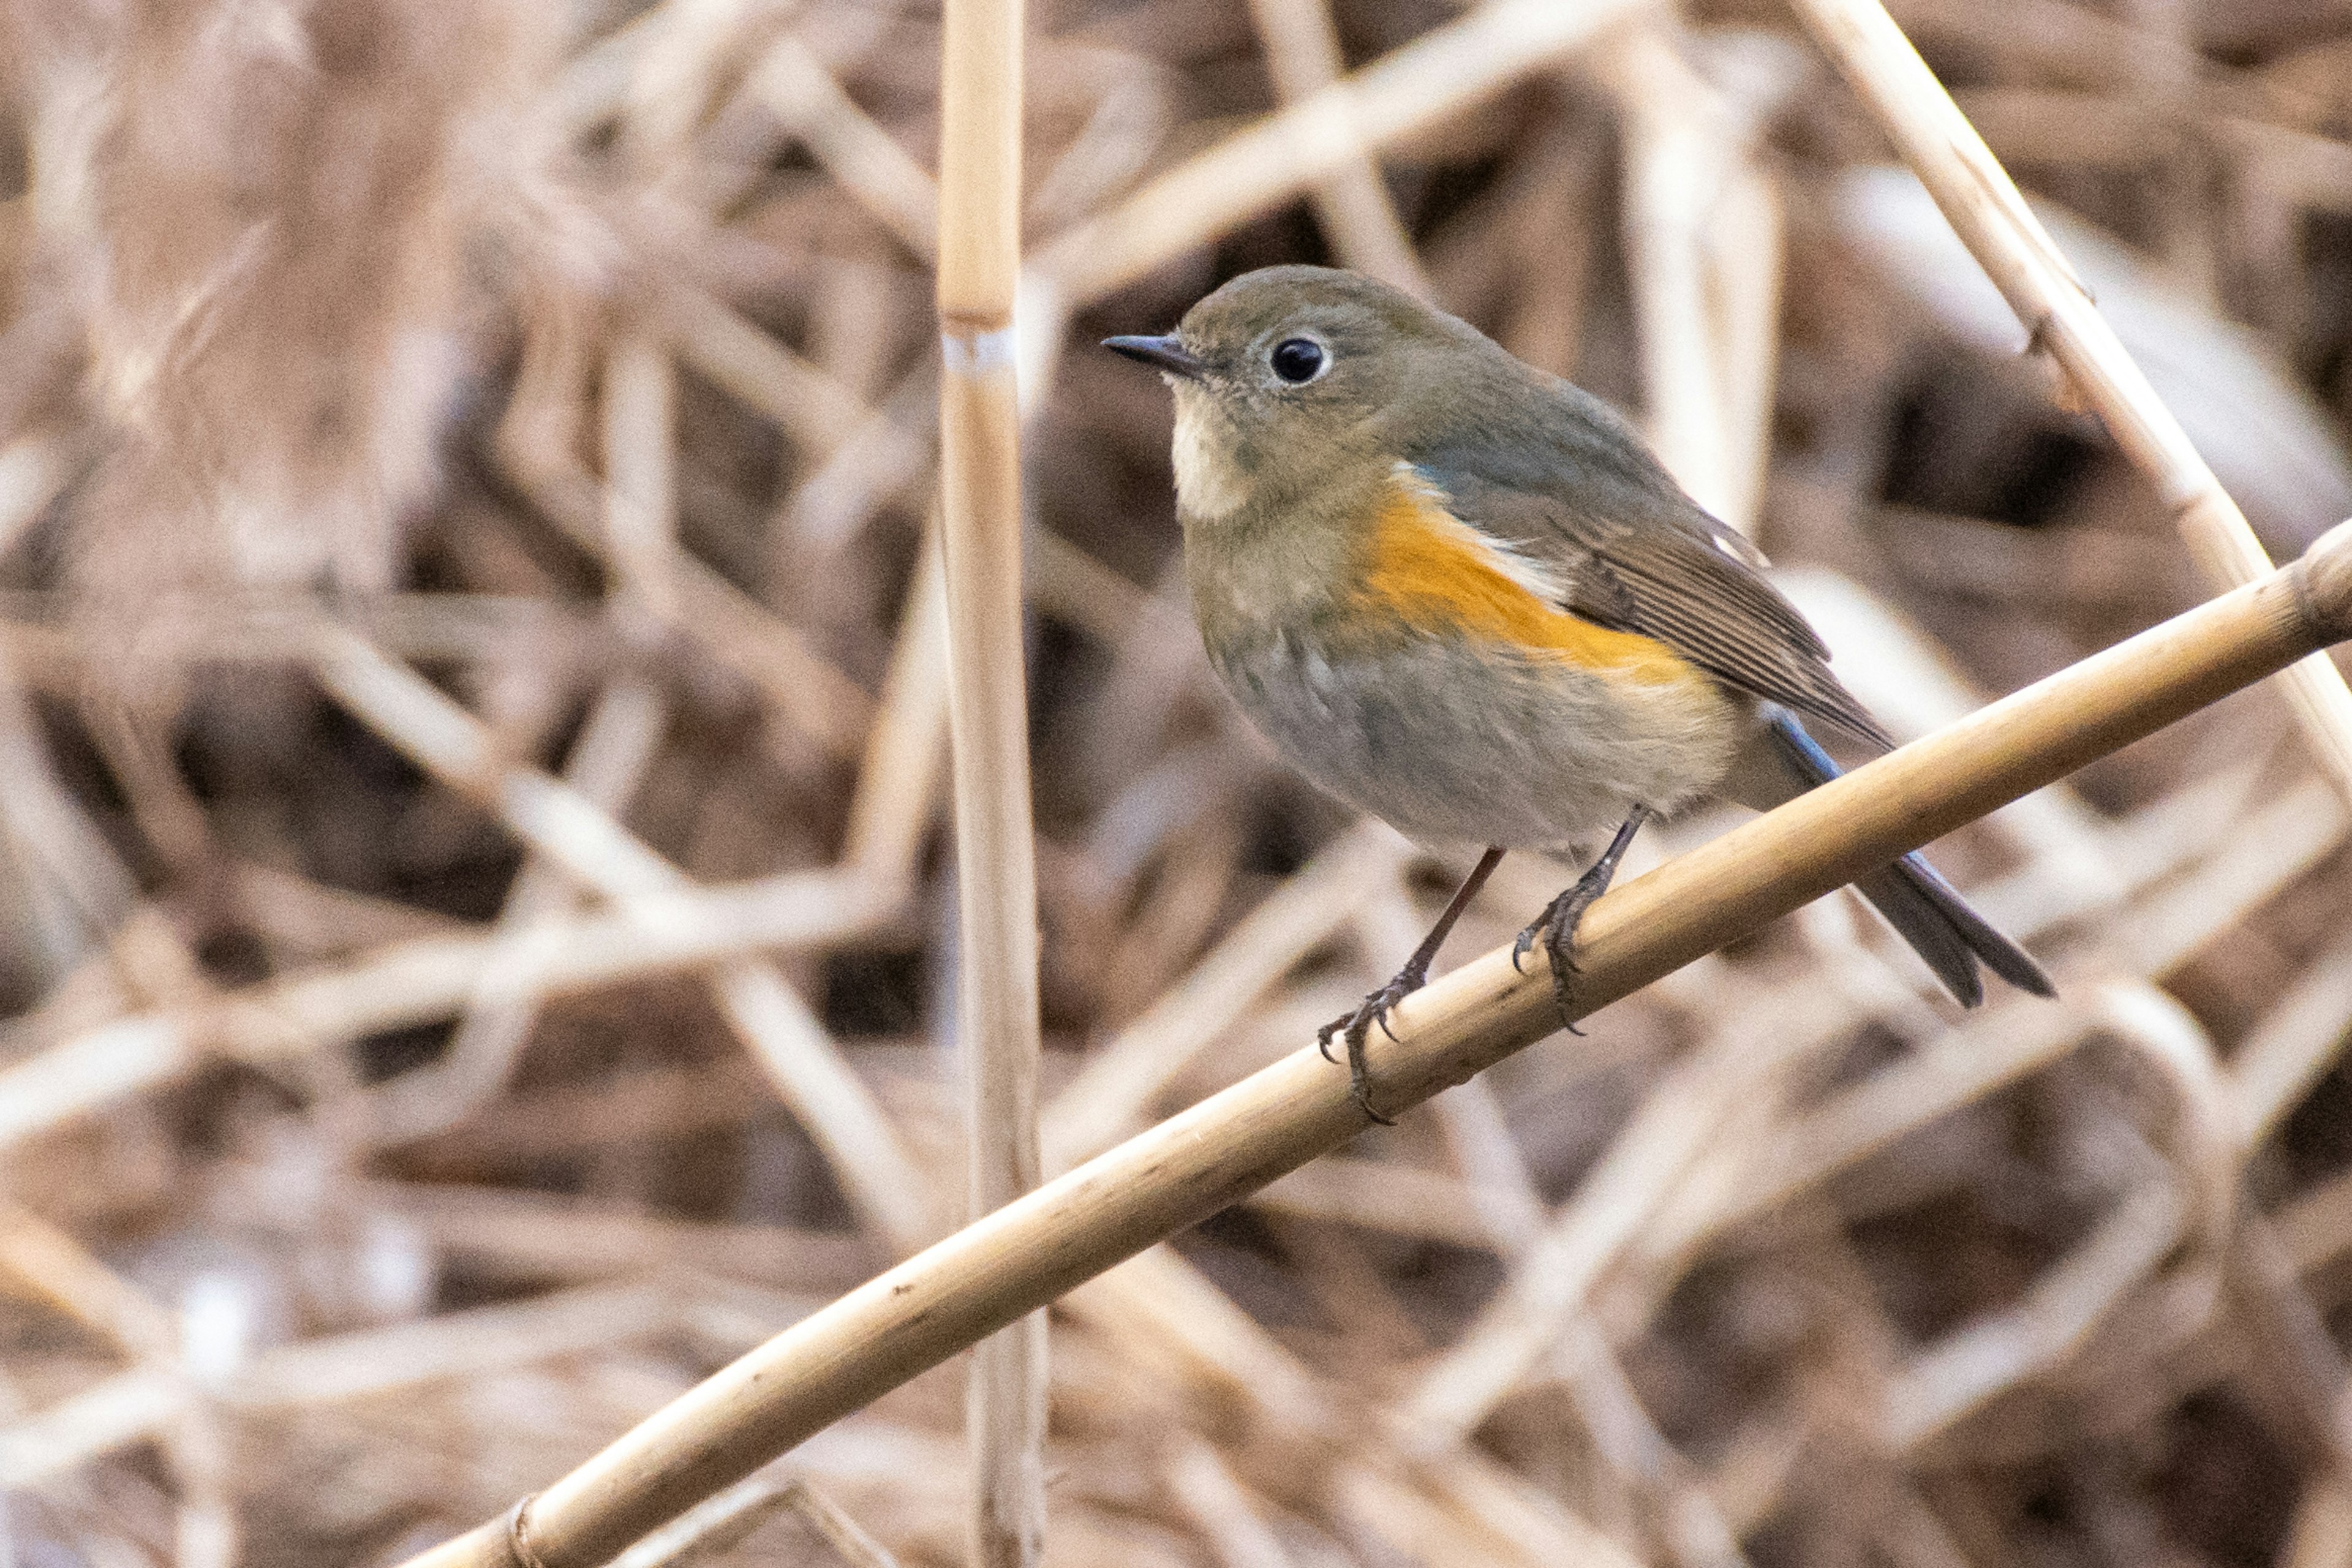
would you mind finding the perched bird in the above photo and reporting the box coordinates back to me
[1105,265,2052,1121]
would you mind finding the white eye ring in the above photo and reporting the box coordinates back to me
[1270,337,1327,383]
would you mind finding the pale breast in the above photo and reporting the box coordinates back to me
[1215,630,1738,853]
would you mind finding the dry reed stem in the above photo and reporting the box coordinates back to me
[497,282,884,762]
[0,862,887,1149]
[605,1468,900,1568]
[1593,785,2341,1329]
[0,1201,177,1362]
[748,36,939,262]
[938,0,1024,325]
[304,628,937,1253]
[0,655,138,959]
[655,277,870,456]
[783,1476,907,1568]
[602,335,679,624]
[839,515,949,890]
[0,591,591,676]
[1553,1321,1746,1568]
[1041,817,1409,1171]
[1,1281,675,1484]
[605,1468,804,1568]
[937,0,1047,1558]
[0,1367,187,1488]
[1240,0,1431,298]
[613,0,770,171]
[2228,932,2352,1150]
[361,678,668,1145]
[0,437,69,563]
[1159,1436,1298,1568]
[1400,956,1871,1444]
[1064,1238,1645,1561]
[489,301,884,761]
[1790,0,2352,794]
[350,1180,874,1295]
[1248,1153,1496,1250]
[1600,27,1785,533]
[778,374,937,560]
[1654,767,2335,1250]
[398,522,2352,1568]
[496,430,872,758]
[1027,0,1654,307]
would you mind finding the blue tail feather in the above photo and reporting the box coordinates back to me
[1765,710,2054,1005]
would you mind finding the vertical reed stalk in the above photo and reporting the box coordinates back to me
[1600,29,1785,534]
[937,0,1046,1564]
[601,333,677,624]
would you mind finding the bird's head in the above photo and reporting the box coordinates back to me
[1103,265,1488,527]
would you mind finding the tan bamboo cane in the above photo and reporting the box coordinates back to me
[1789,0,2352,797]
[401,522,2352,1568]
[936,0,1046,1562]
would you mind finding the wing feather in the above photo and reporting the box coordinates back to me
[1409,388,1890,749]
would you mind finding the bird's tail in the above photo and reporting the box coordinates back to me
[1726,708,2055,1006]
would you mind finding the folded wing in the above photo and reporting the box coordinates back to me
[1412,386,1891,749]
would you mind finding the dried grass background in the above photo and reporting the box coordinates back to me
[3,0,2352,1564]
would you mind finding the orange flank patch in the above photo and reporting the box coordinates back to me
[1355,478,1698,687]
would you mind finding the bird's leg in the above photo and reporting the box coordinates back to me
[1513,805,1651,1034]
[1320,846,1506,1124]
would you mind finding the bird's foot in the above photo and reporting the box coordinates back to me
[1511,871,1613,1036]
[1510,805,1649,1036]
[1316,963,1427,1125]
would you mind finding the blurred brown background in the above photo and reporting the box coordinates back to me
[4,0,2352,1564]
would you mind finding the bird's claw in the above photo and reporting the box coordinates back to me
[1516,881,1605,1038]
[1545,910,1587,1038]
[1319,967,1426,1126]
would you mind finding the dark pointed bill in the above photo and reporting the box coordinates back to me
[1101,334,1206,382]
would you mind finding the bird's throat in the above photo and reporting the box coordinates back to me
[1169,388,1252,524]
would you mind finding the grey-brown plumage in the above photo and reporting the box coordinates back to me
[1106,264,2052,1116]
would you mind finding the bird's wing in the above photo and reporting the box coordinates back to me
[1414,399,1891,749]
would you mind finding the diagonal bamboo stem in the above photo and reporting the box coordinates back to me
[357,678,667,1145]
[1789,0,2352,797]
[749,36,939,262]
[399,522,2352,1568]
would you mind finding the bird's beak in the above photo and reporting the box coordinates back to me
[1101,334,1207,382]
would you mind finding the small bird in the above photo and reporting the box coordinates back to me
[1104,265,2052,1121]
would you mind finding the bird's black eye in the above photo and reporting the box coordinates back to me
[1270,338,1325,383]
